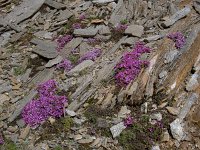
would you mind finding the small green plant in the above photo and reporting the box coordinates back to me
[62,116,74,132]
[54,145,62,150]
[68,54,79,64]
[0,140,18,150]
[120,19,128,25]
[13,67,25,76]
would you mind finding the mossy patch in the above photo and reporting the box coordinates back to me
[0,139,18,150]
[13,66,25,76]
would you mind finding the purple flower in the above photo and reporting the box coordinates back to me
[22,80,68,127]
[115,23,128,32]
[167,32,186,49]
[56,35,73,51]
[72,23,82,29]
[79,13,86,20]
[124,116,134,127]
[115,42,151,86]
[78,48,102,63]
[0,135,4,145]
[56,59,73,71]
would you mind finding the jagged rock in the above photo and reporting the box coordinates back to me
[161,6,191,27]
[170,118,185,141]
[164,50,179,64]
[92,0,114,5]
[118,106,131,118]
[45,55,63,68]
[0,94,10,105]
[125,24,144,37]
[166,107,180,115]
[122,37,138,46]
[66,109,76,117]
[98,25,111,35]
[34,31,53,40]
[150,113,162,121]
[45,0,66,9]
[74,27,98,37]
[67,60,94,76]
[194,0,200,14]
[57,9,73,21]
[110,122,126,138]
[31,38,58,59]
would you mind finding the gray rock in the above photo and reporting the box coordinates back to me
[170,118,185,141]
[66,109,76,117]
[45,0,66,9]
[92,0,114,5]
[16,119,25,128]
[193,0,200,14]
[20,69,32,82]
[110,122,126,138]
[0,94,10,105]
[79,42,92,56]
[141,35,163,42]
[0,0,45,26]
[151,146,160,150]
[162,6,191,27]
[78,137,95,144]
[164,50,178,64]
[45,55,63,68]
[0,32,11,47]
[74,1,92,11]
[159,70,167,79]
[0,81,12,94]
[31,38,58,59]
[150,113,162,121]
[186,74,199,91]
[97,118,110,128]
[67,60,94,76]
[122,37,138,46]
[74,27,98,37]
[125,24,144,37]
[34,31,53,40]
[57,9,73,21]
[98,25,111,35]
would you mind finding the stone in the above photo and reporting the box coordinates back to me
[16,119,25,128]
[19,125,30,140]
[0,32,11,47]
[159,70,167,79]
[74,134,82,140]
[110,122,126,138]
[151,145,160,150]
[186,74,199,91]
[150,113,162,121]
[31,38,58,59]
[170,118,185,141]
[66,109,76,117]
[57,9,73,21]
[118,106,131,118]
[78,137,95,144]
[79,42,92,56]
[0,94,10,105]
[166,107,180,115]
[98,25,111,35]
[125,24,144,37]
[45,55,63,68]
[92,0,114,5]
[34,31,53,40]
[162,131,170,142]
[7,126,18,132]
[97,118,110,128]
[194,0,200,14]
[122,37,138,46]
[162,6,191,27]
[67,60,94,76]
[48,117,55,124]
[0,0,45,26]
[0,81,12,94]
[164,50,179,64]
[45,0,66,9]
[74,27,98,37]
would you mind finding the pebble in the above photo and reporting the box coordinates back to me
[110,122,126,138]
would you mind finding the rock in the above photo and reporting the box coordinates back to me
[31,38,58,59]
[193,0,200,14]
[0,94,10,105]
[186,74,199,91]
[20,69,32,82]
[45,0,66,9]
[164,50,179,64]
[141,35,163,42]
[16,119,25,128]
[170,118,185,141]
[97,118,110,128]
[57,9,73,21]
[0,32,11,47]
[122,37,138,46]
[67,60,94,76]
[151,145,160,150]
[110,122,126,138]
[34,31,53,40]
[74,27,98,37]
[159,70,167,79]
[101,93,114,108]
[66,109,76,117]
[92,0,114,5]
[125,24,144,37]
[7,126,18,133]
[166,107,180,115]
[74,134,82,140]
[19,125,30,140]
[48,117,56,124]
[161,6,191,27]
[79,42,92,56]
[162,131,170,142]
[118,106,131,118]
[45,55,63,68]
[141,102,148,114]
[0,0,45,26]
[150,113,162,121]
[74,1,92,11]
[98,25,111,35]
[0,81,12,94]
[78,137,95,144]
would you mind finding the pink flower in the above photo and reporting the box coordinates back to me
[167,32,186,49]
[79,13,86,20]
[0,134,4,145]
[124,116,134,127]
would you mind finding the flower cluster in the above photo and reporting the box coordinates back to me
[22,80,67,127]
[167,32,186,49]
[56,59,73,71]
[72,23,82,29]
[0,135,4,145]
[124,116,134,127]
[79,13,86,20]
[115,23,128,32]
[78,48,102,63]
[115,42,151,86]
[56,35,73,51]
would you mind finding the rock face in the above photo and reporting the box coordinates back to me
[124,24,144,37]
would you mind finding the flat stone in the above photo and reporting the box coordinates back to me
[118,106,131,118]
[78,137,95,144]
[66,109,76,117]
[97,118,110,128]
[170,118,185,141]
[45,0,66,9]
[79,42,92,56]
[164,50,179,64]
[0,81,12,94]
[31,38,58,59]
[0,94,10,105]
[150,113,162,121]
[186,74,199,91]
[151,146,160,150]
[0,32,11,47]
[98,25,111,35]
[125,24,144,37]
[34,31,53,40]
[16,119,25,128]
[74,27,98,37]
[45,55,63,68]
[57,9,73,21]
[19,125,30,140]
[122,37,138,46]
[74,134,83,140]
[92,0,114,5]
[166,107,180,115]
[67,60,94,76]
[110,122,126,138]
[194,0,200,14]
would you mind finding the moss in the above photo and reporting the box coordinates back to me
[0,140,18,150]
[54,145,62,150]
[62,117,74,132]
[67,54,80,64]
[120,19,128,25]
[13,66,25,76]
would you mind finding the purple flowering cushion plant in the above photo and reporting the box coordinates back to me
[56,59,73,72]
[115,42,151,86]
[0,134,4,145]
[56,35,73,51]
[78,48,102,63]
[167,32,186,49]
[22,80,67,127]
